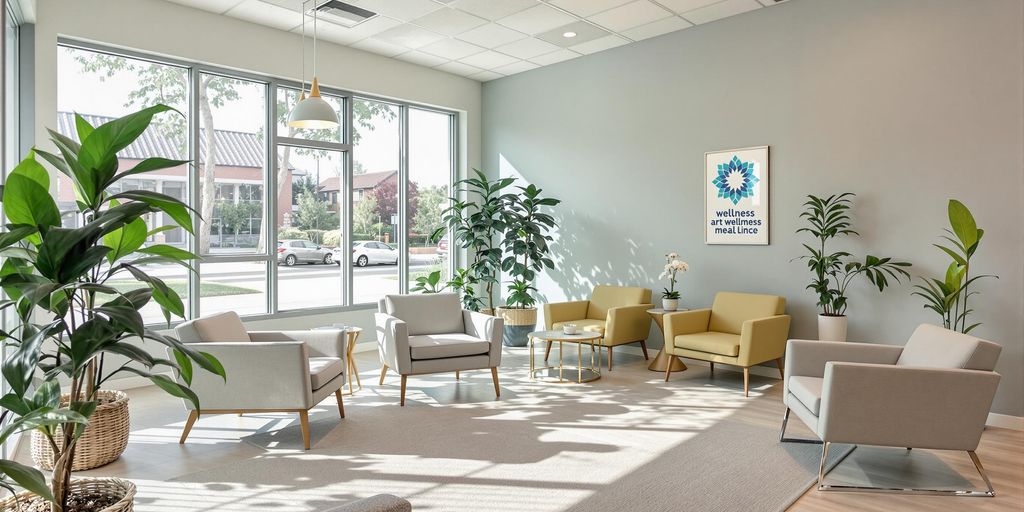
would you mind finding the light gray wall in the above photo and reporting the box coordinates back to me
[482,0,1024,417]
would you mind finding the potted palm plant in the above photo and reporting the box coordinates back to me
[796,193,912,341]
[0,105,225,512]
[494,184,560,347]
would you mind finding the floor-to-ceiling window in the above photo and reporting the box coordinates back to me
[0,0,20,460]
[52,40,456,323]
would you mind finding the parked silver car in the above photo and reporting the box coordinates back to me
[332,240,399,267]
[277,239,333,266]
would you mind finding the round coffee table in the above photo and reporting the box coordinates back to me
[528,330,603,383]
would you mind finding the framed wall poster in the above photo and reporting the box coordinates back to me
[704,146,769,245]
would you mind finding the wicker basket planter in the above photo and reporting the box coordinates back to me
[31,390,130,471]
[0,478,135,512]
[495,307,537,347]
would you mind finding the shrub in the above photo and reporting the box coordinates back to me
[278,227,309,240]
[322,229,341,247]
[305,229,326,244]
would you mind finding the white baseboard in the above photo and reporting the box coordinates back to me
[616,345,1024,431]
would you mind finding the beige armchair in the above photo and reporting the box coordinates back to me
[173,311,346,450]
[544,285,654,370]
[662,292,790,395]
[376,293,503,406]
[781,324,1002,496]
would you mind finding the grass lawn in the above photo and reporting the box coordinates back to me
[106,280,259,298]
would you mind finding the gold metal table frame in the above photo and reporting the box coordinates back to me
[528,330,603,383]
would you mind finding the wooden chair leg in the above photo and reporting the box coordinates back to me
[743,367,750,397]
[775,358,785,379]
[709,362,714,375]
[664,361,673,382]
[490,367,500,398]
[400,375,408,406]
[544,341,553,362]
[455,370,460,380]
[335,388,346,418]
[298,410,311,450]
[639,340,649,360]
[179,410,199,445]
[379,364,389,385]
[607,346,613,371]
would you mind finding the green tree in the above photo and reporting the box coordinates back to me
[294,191,338,230]
[216,200,261,247]
[353,195,378,235]
[414,185,447,240]
[291,173,317,203]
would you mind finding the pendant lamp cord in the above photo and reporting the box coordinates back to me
[300,1,306,95]
[313,3,318,82]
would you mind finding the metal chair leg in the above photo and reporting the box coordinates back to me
[779,408,823,444]
[816,446,996,497]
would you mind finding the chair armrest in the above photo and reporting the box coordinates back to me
[543,300,590,329]
[249,329,346,359]
[785,339,903,379]
[171,341,312,410]
[375,312,411,374]
[737,315,791,367]
[663,309,712,342]
[605,303,655,344]
[465,310,503,366]
[818,362,1000,450]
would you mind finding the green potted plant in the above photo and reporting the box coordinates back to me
[657,252,688,311]
[912,199,996,333]
[494,184,560,347]
[0,105,225,512]
[796,193,912,341]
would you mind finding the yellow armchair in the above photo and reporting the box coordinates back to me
[663,292,791,396]
[543,285,654,370]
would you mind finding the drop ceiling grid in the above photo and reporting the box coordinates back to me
[167,0,788,81]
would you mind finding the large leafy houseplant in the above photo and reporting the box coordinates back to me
[912,200,995,333]
[0,105,225,511]
[796,193,911,340]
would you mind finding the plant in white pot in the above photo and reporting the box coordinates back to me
[0,105,225,512]
[796,193,912,341]
[658,253,688,311]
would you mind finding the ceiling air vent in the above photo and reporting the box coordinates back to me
[310,0,377,28]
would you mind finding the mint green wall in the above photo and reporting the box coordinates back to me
[482,0,1024,416]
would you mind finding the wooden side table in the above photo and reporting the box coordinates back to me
[646,309,687,372]
[344,327,362,394]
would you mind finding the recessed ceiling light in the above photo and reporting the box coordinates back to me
[562,31,577,38]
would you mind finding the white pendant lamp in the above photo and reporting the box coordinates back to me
[289,1,339,129]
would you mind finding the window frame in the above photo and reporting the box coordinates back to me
[56,37,458,324]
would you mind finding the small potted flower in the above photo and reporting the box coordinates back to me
[659,252,688,311]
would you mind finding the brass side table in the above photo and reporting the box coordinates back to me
[646,309,687,373]
[528,330,603,383]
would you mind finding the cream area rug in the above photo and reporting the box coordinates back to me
[139,348,850,511]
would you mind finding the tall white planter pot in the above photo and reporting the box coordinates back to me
[818,315,848,342]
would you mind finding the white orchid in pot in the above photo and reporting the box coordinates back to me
[658,253,688,311]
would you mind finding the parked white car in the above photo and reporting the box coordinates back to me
[333,241,399,267]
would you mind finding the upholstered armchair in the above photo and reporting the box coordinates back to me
[662,292,790,395]
[543,285,654,370]
[375,293,503,406]
[173,311,346,450]
[780,324,1002,496]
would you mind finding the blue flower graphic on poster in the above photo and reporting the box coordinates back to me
[712,156,759,205]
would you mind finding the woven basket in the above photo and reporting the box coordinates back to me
[31,390,130,471]
[0,477,135,512]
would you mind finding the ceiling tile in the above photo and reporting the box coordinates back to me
[587,0,672,32]
[435,60,484,76]
[344,0,443,22]
[459,50,520,70]
[496,4,576,35]
[419,38,487,60]
[468,70,504,81]
[225,0,303,31]
[350,38,409,57]
[548,0,632,18]
[494,37,561,59]
[411,8,488,36]
[456,23,528,48]
[656,0,721,13]
[620,15,693,40]
[491,60,539,75]
[758,0,791,6]
[569,34,629,54]
[451,0,538,21]
[312,15,403,43]
[528,48,581,65]
[374,24,446,49]
[167,0,244,14]
[395,50,450,67]
[682,0,762,24]
[535,20,610,47]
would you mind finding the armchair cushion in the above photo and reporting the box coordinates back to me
[383,293,464,336]
[674,331,740,356]
[191,311,250,342]
[551,319,605,335]
[308,357,344,390]
[708,292,785,335]
[408,333,490,360]
[897,323,1002,371]
[788,376,823,415]
[587,285,651,320]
